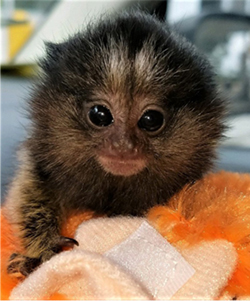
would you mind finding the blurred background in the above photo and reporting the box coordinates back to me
[1,0,250,199]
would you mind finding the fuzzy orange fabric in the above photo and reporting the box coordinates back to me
[61,211,101,238]
[148,171,250,298]
[0,210,27,300]
[1,171,250,300]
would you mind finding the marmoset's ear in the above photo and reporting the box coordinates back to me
[39,41,65,73]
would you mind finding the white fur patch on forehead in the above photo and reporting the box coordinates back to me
[134,39,174,96]
[104,37,130,95]
[103,36,175,98]
[134,40,160,83]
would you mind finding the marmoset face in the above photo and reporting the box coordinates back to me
[27,11,225,214]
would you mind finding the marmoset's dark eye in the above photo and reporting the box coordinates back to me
[138,110,165,132]
[88,105,114,127]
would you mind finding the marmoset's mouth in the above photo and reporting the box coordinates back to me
[97,155,146,176]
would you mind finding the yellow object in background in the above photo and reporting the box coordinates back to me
[8,10,34,60]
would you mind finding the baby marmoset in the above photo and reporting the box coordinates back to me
[6,11,225,275]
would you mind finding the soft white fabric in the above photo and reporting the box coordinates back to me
[173,240,238,300]
[10,250,150,300]
[10,217,237,300]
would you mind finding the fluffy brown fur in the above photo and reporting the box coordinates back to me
[5,11,226,275]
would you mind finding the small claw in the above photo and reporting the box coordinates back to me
[58,236,79,248]
[9,253,19,261]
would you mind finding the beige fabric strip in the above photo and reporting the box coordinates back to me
[105,221,195,299]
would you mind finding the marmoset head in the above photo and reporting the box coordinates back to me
[27,11,225,214]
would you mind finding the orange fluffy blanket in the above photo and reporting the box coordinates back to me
[1,171,250,300]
